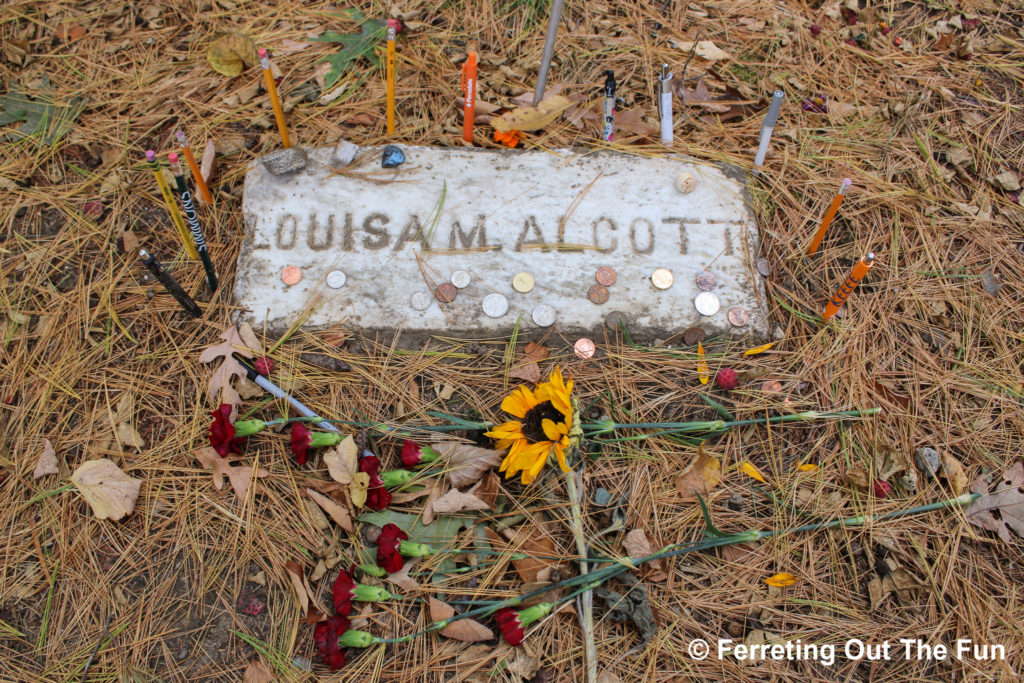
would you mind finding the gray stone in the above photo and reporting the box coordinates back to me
[914,447,941,480]
[331,139,359,167]
[261,147,308,175]
[236,145,768,342]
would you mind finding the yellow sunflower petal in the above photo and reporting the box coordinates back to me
[485,420,525,441]
[522,444,550,483]
[541,418,567,441]
[501,387,536,418]
[554,442,569,472]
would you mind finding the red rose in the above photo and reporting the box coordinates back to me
[376,523,408,573]
[291,422,312,465]
[494,607,524,646]
[209,404,245,457]
[332,565,357,616]
[314,614,349,670]
[360,455,392,511]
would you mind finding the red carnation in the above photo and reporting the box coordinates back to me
[376,523,408,573]
[716,368,738,390]
[495,608,524,646]
[254,356,274,376]
[209,404,245,457]
[361,455,392,511]
[291,422,312,465]
[872,479,891,498]
[400,439,440,468]
[314,614,349,670]
[332,565,357,616]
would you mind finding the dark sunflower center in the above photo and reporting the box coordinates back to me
[521,400,564,442]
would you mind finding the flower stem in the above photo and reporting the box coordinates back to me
[564,467,598,683]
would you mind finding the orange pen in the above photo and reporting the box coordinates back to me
[822,253,875,321]
[259,48,290,148]
[461,52,477,144]
[807,178,851,256]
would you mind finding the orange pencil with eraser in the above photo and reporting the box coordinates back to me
[461,52,477,144]
[822,253,875,321]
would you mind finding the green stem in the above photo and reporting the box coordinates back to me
[564,468,598,683]
[583,408,881,433]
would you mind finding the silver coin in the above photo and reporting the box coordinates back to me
[325,270,347,288]
[694,292,721,316]
[410,291,432,311]
[451,270,472,288]
[481,293,509,318]
[757,258,771,277]
[696,270,716,291]
[532,304,556,327]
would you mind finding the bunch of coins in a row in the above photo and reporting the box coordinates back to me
[693,268,750,327]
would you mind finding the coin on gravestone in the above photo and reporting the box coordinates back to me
[532,304,556,327]
[512,272,535,293]
[595,267,617,286]
[682,326,706,346]
[482,293,509,318]
[410,291,432,311]
[325,270,347,288]
[574,338,596,359]
[451,270,472,289]
[694,292,721,316]
[606,311,627,330]
[281,265,302,286]
[727,307,750,327]
[587,284,609,305]
[651,268,674,290]
[435,283,457,303]
[696,270,717,291]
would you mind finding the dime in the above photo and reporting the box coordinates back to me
[756,258,772,277]
[682,326,706,346]
[605,311,627,330]
[695,270,717,291]
[512,272,535,293]
[727,307,750,327]
[651,268,674,290]
[694,292,721,316]
[281,265,302,286]
[574,338,596,359]
[410,291,432,311]
[325,270,347,288]
[451,270,472,289]
[532,304,556,327]
[435,283,457,303]
[481,293,509,318]
[595,266,617,286]
[587,284,610,305]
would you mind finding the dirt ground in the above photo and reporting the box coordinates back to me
[1,0,1023,681]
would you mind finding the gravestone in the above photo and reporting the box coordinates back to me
[235,144,768,343]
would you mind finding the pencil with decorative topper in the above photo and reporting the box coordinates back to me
[168,152,218,293]
[145,150,199,259]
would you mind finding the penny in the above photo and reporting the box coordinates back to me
[696,270,717,291]
[651,268,674,290]
[410,291,432,311]
[481,293,509,318]
[574,338,596,359]
[727,307,750,327]
[512,272,535,293]
[595,266,617,286]
[451,270,472,288]
[435,283,457,303]
[532,304,556,327]
[325,270,347,288]
[605,311,627,330]
[762,380,784,394]
[756,258,772,277]
[682,326,706,346]
[587,284,610,305]
[281,265,302,286]
[694,292,721,316]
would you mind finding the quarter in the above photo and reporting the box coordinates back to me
[595,266,617,286]
[325,270,347,288]
[694,292,721,316]
[532,304,556,327]
[727,307,750,327]
[410,291,432,310]
[451,270,472,288]
[435,283,457,303]
[281,265,302,286]
[481,293,509,318]
[587,284,610,305]
[695,270,717,291]
[574,338,596,359]
[512,272,535,293]
[651,268,674,290]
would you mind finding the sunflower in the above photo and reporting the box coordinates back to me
[485,367,578,484]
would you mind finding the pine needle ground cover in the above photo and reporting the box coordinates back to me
[2,0,1022,680]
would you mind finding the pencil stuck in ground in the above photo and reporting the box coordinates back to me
[259,47,290,148]
[822,252,875,321]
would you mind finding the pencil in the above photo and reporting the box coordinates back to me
[175,131,213,204]
[258,48,290,148]
[168,152,218,293]
[822,253,875,321]
[807,179,851,256]
[145,150,199,259]
[386,19,398,135]
[139,249,202,318]
[461,51,477,144]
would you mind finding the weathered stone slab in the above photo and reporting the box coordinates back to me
[236,145,768,343]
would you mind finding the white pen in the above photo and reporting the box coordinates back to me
[753,90,785,175]
[658,64,673,146]
[232,353,340,432]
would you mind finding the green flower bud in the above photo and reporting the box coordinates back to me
[233,419,267,437]
[518,602,554,627]
[380,469,415,488]
[418,445,441,463]
[310,431,344,448]
[398,541,433,558]
[339,629,375,648]
[588,419,615,436]
[359,563,387,578]
[352,584,394,602]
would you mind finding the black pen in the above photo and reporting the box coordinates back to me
[602,71,616,142]
[138,249,202,318]
[168,152,218,293]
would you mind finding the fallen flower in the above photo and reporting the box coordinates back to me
[801,95,828,113]
[333,565,395,616]
[873,479,892,498]
[314,615,348,670]
[494,129,524,147]
[494,602,553,646]
[715,368,738,390]
[254,356,274,375]
[401,439,440,468]
[291,423,344,465]
[209,404,265,457]
[376,523,431,573]
[360,454,392,510]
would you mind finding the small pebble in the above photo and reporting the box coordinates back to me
[381,145,406,168]
[261,147,308,175]
[914,447,941,480]
[980,270,1001,296]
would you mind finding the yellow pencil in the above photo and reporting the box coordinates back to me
[258,48,290,148]
[146,150,199,259]
[386,20,397,134]
[807,178,851,256]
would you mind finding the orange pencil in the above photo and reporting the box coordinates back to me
[461,52,477,144]
[822,252,875,321]
[807,178,851,256]
[258,48,290,148]
[176,131,213,204]
[386,19,397,135]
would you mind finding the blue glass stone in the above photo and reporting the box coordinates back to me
[381,145,405,168]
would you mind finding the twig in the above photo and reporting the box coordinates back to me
[81,613,114,682]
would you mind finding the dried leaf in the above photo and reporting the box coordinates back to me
[940,454,968,493]
[491,94,572,132]
[435,441,504,488]
[385,559,420,591]
[623,529,653,558]
[471,471,500,509]
[966,462,1024,544]
[429,597,495,642]
[33,439,58,479]
[765,572,798,588]
[505,529,558,583]
[200,139,217,184]
[198,324,261,416]
[243,659,274,683]
[306,488,353,531]
[508,342,549,383]
[323,436,358,484]
[206,32,257,77]
[671,40,732,61]
[225,465,267,499]
[828,101,858,119]
[115,421,145,451]
[349,471,370,508]
[674,446,722,500]
[743,342,777,356]
[431,488,490,514]
[70,459,141,520]
[614,108,659,137]
[697,343,709,384]
[738,461,767,484]
[284,561,325,624]
[192,446,266,498]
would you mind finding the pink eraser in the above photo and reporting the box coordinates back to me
[387,19,399,28]
[145,150,156,162]
[258,47,268,58]
[167,152,179,163]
